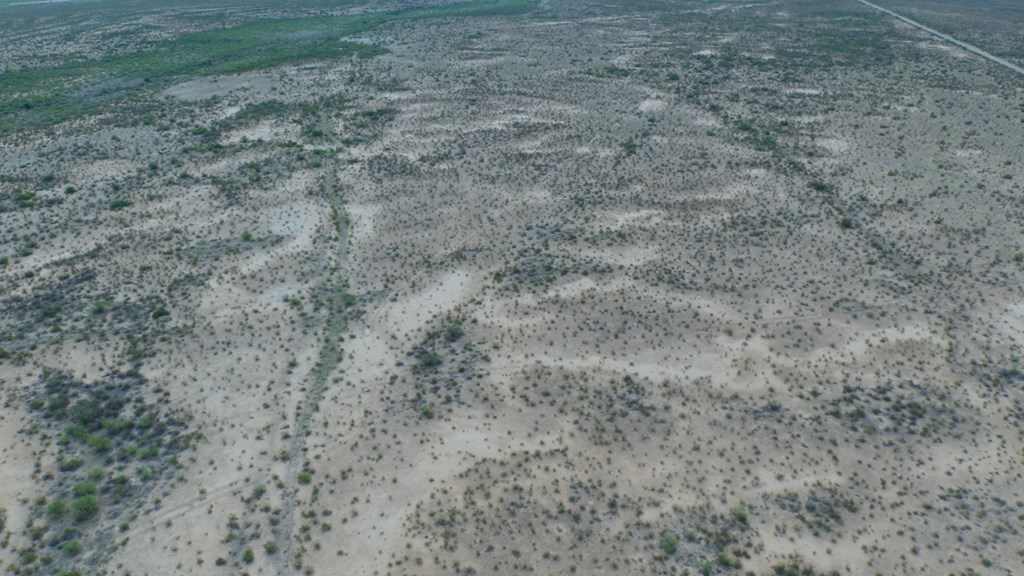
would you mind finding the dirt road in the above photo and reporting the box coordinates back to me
[854,0,1024,77]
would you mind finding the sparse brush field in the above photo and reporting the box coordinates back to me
[1,0,1023,575]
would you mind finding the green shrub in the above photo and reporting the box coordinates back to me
[109,199,132,210]
[58,457,84,471]
[444,323,464,341]
[717,551,741,568]
[71,495,99,522]
[101,418,128,434]
[88,435,112,452]
[416,352,441,368]
[90,300,110,314]
[73,482,96,496]
[64,423,90,442]
[730,505,748,525]
[63,540,83,556]
[660,531,679,555]
[46,499,67,517]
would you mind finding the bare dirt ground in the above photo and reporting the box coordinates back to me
[1,1,1023,575]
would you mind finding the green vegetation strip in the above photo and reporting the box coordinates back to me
[0,0,535,133]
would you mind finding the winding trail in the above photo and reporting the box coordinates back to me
[271,130,351,573]
[853,0,1024,78]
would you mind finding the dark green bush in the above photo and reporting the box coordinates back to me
[71,495,99,522]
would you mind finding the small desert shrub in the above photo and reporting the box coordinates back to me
[47,499,68,517]
[444,323,464,341]
[730,505,748,525]
[73,482,96,497]
[416,352,441,368]
[72,495,99,522]
[660,531,679,555]
[64,540,83,556]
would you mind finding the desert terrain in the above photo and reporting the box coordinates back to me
[1,1,1023,575]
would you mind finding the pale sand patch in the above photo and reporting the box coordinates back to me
[11,227,105,275]
[546,276,597,298]
[844,324,946,357]
[489,349,717,386]
[755,531,864,574]
[793,114,824,124]
[784,87,823,96]
[76,158,136,181]
[573,144,617,156]
[378,90,418,101]
[524,187,553,204]
[373,270,478,338]
[537,275,740,320]
[161,73,275,101]
[237,201,324,276]
[999,301,1024,346]
[815,137,850,153]
[347,202,381,241]
[611,54,635,66]
[606,208,665,228]
[0,401,37,553]
[459,56,511,67]
[223,119,301,144]
[638,98,667,113]
[516,135,555,154]
[580,245,660,266]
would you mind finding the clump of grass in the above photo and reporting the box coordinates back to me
[660,531,679,555]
